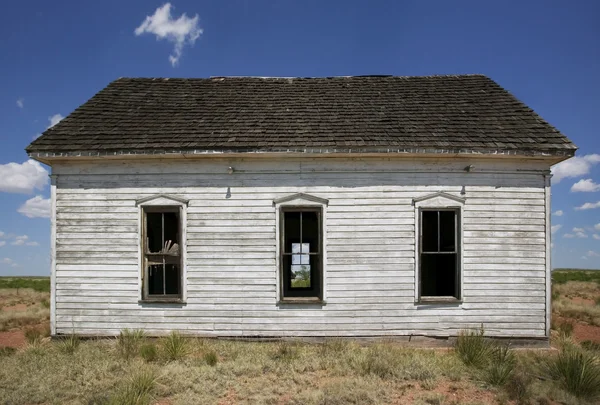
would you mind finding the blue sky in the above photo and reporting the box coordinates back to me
[0,0,599,276]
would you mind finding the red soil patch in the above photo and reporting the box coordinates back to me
[0,330,26,348]
[570,297,596,306]
[390,380,505,405]
[573,323,600,343]
[1,303,28,312]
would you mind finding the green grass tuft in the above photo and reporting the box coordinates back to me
[160,331,188,361]
[57,334,80,354]
[203,349,218,366]
[139,343,158,363]
[117,329,146,360]
[482,344,516,386]
[542,345,600,400]
[455,327,491,368]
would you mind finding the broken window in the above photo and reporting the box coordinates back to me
[281,208,322,299]
[143,207,182,300]
[420,209,460,299]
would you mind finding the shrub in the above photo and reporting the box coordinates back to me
[118,329,146,360]
[455,327,490,368]
[57,334,80,354]
[139,343,158,363]
[542,345,600,400]
[160,331,188,361]
[482,344,516,386]
[203,350,218,366]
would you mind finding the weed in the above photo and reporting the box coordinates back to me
[139,343,158,363]
[581,340,600,352]
[595,296,600,306]
[556,321,573,337]
[40,299,50,309]
[542,345,600,400]
[203,349,218,366]
[505,371,532,405]
[117,329,146,360]
[482,344,516,386]
[272,340,298,361]
[57,334,80,354]
[455,327,490,368]
[160,331,188,361]
[24,326,43,345]
[108,368,157,405]
[0,347,16,356]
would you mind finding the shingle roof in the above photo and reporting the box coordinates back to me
[26,75,576,158]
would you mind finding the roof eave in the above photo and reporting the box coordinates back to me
[27,146,577,166]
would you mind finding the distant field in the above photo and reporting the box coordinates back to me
[552,269,600,285]
[0,277,50,292]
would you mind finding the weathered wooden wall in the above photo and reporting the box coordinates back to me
[51,156,551,338]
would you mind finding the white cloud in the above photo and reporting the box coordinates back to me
[0,160,49,194]
[575,201,600,211]
[1,258,18,267]
[563,234,575,238]
[551,224,562,234]
[594,234,600,240]
[48,114,64,128]
[18,196,51,218]
[135,3,203,66]
[0,231,4,238]
[26,241,39,246]
[587,250,600,257]
[552,154,600,183]
[572,227,588,238]
[595,223,600,231]
[571,178,600,192]
[552,210,563,216]
[16,98,24,109]
[581,256,588,260]
[0,241,5,247]
[11,235,28,246]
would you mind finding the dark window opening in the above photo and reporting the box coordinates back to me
[143,208,182,299]
[420,209,459,299]
[281,208,322,299]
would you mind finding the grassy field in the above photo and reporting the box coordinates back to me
[0,273,598,405]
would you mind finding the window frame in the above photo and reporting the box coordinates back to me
[413,192,465,304]
[274,194,328,305]
[137,195,188,304]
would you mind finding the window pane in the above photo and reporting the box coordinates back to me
[165,264,180,295]
[439,211,456,252]
[421,253,457,297]
[163,212,179,253]
[283,212,301,253]
[146,213,163,253]
[291,265,311,288]
[301,211,319,253]
[148,264,164,295]
[422,211,438,252]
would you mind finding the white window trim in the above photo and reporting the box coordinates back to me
[413,192,465,304]
[274,193,328,304]
[137,195,188,304]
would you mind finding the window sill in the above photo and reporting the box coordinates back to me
[417,297,462,305]
[277,298,326,306]
[138,299,186,305]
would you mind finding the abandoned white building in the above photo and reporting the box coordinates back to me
[26,75,576,340]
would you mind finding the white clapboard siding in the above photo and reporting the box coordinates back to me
[52,156,550,339]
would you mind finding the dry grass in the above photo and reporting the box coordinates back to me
[552,281,600,326]
[0,288,50,331]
